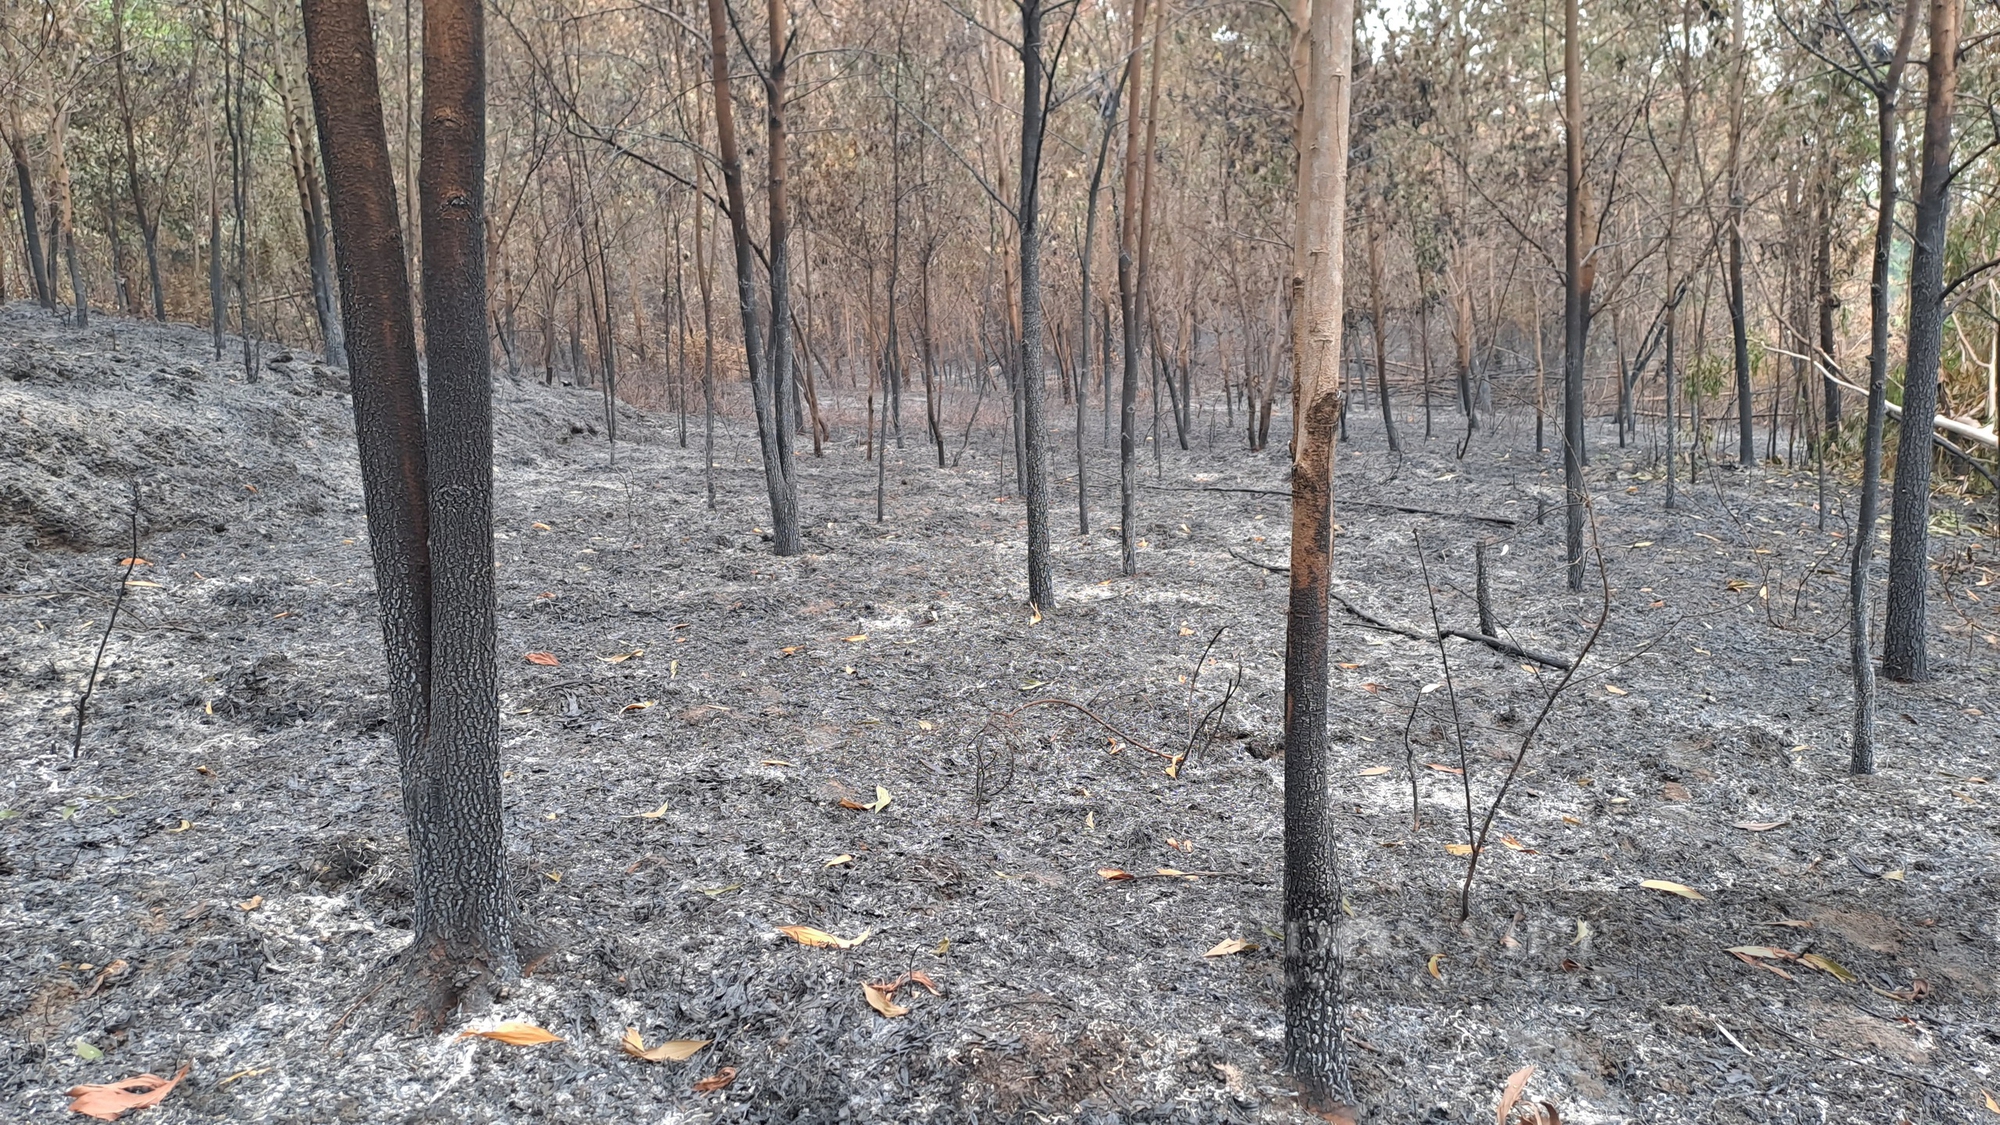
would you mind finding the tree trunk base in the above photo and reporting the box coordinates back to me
[334,921,553,1036]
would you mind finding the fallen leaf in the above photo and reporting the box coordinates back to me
[1730,951,1797,980]
[169,819,191,832]
[837,798,868,810]
[1731,820,1789,832]
[531,521,553,530]
[1661,782,1691,801]
[775,924,870,950]
[863,982,910,1017]
[600,649,644,663]
[1640,879,1706,901]
[1799,953,1857,983]
[1445,843,1476,857]
[236,895,263,911]
[869,786,892,811]
[1427,953,1446,980]
[1427,763,1464,775]
[1496,1064,1535,1125]
[1725,945,1798,961]
[457,1022,563,1045]
[630,803,671,819]
[524,651,560,666]
[1982,1087,1998,1113]
[825,854,854,867]
[66,1065,189,1121]
[622,700,655,713]
[1204,938,1255,957]
[760,759,794,767]
[1500,835,1530,851]
[73,1039,103,1061]
[1357,766,1391,777]
[1097,867,1136,881]
[1604,684,1629,696]
[692,1066,737,1093]
[699,884,742,896]
[1882,869,1905,881]
[620,1028,709,1062]
[843,634,868,643]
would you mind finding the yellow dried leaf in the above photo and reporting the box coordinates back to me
[622,700,655,713]
[1097,867,1136,881]
[236,895,263,911]
[620,1028,710,1062]
[524,651,560,666]
[1357,766,1391,777]
[1204,938,1255,957]
[630,803,671,819]
[457,1022,562,1045]
[863,982,909,1017]
[531,522,553,530]
[1500,835,1529,851]
[1982,1087,1998,1113]
[1604,684,1628,695]
[1445,843,1475,857]
[869,786,892,811]
[1726,945,1797,960]
[1641,879,1707,900]
[825,854,853,867]
[1426,953,1445,980]
[1799,953,1857,982]
[844,634,868,643]
[776,924,869,950]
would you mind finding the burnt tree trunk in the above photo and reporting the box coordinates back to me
[1883,0,1959,685]
[303,0,520,1017]
[1282,0,1355,1109]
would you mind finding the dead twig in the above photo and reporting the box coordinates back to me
[1457,500,1614,921]
[74,485,141,760]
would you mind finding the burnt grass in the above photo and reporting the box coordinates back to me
[2,304,1997,1124]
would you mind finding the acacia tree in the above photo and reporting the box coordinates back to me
[302,0,521,1018]
[1561,0,1592,591]
[1283,0,1355,1107]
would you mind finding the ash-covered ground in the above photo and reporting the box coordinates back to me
[2,304,1996,1123]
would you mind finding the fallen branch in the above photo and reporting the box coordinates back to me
[1438,628,1571,671]
[1156,485,1518,525]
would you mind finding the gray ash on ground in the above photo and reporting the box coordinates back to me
[1,305,1995,1123]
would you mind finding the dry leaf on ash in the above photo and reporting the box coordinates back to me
[1097,867,1137,881]
[1495,1064,1535,1125]
[67,1065,190,1121]
[456,1022,563,1045]
[621,1028,709,1062]
[776,924,870,949]
[692,1066,738,1093]
[1204,938,1256,957]
[863,982,909,1018]
[1639,879,1707,901]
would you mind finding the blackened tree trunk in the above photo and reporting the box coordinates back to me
[1848,0,1919,772]
[1116,0,1148,577]
[1077,83,1122,536]
[1816,181,1839,436]
[1561,0,1592,591]
[1283,0,1354,1108]
[1720,0,1752,462]
[1883,0,1959,685]
[1366,207,1398,452]
[5,127,51,308]
[281,75,344,362]
[762,0,802,554]
[303,0,520,1016]
[1016,0,1055,610]
[705,0,798,555]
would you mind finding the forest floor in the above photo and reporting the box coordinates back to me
[1,304,1998,1124]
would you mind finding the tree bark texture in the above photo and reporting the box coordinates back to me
[1883,0,1960,684]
